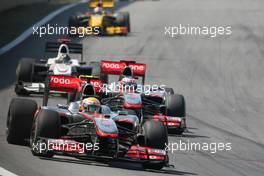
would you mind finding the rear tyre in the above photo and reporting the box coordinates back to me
[31,109,61,157]
[68,14,79,28]
[166,94,185,117]
[15,58,34,96]
[68,12,86,28]
[101,16,113,35]
[116,12,130,33]
[68,13,88,36]
[16,58,34,82]
[6,98,37,145]
[122,12,130,33]
[142,120,168,170]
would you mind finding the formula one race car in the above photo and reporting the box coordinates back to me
[97,60,187,134]
[7,74,169,170]
[14,39,107,96]
[68,0,130,36]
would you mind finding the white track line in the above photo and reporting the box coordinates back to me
[0,2,81,56]
[0,167,18,176]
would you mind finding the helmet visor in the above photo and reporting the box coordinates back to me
[85,104,100,113]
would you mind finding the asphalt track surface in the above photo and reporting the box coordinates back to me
[0,0,264,175]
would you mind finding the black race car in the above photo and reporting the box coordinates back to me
[6,74,169,170]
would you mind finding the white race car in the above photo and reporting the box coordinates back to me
[15,40,90,96]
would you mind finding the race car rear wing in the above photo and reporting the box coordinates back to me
[43,75,84,106]
[42,74,102,106]
[89,0,114,8]
[100,60,146,84]
[45,41,84,61]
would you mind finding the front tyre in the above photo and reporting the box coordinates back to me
[142,120,168,170]
[30,109,61,157]
[166,94,186,134]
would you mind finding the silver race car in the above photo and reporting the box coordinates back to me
[15,39,90,96]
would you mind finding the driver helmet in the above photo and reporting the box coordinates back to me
[80,97,101,113]
[94,2,103,14]
[57,44,71,64]
[120,77,137,92]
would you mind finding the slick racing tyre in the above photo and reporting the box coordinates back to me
[116,12,130,33]
[31,109,61,157]
[16,58,34,82]
[6,98,37,145]
[101,16,115,35]
[142,120,168,170]
[166,94,186,134]
[143,120,168,149]
[68,12,86,28]
[68,12,88,36]
[166,94,185,117]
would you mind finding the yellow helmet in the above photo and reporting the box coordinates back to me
[80,97,101,113]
